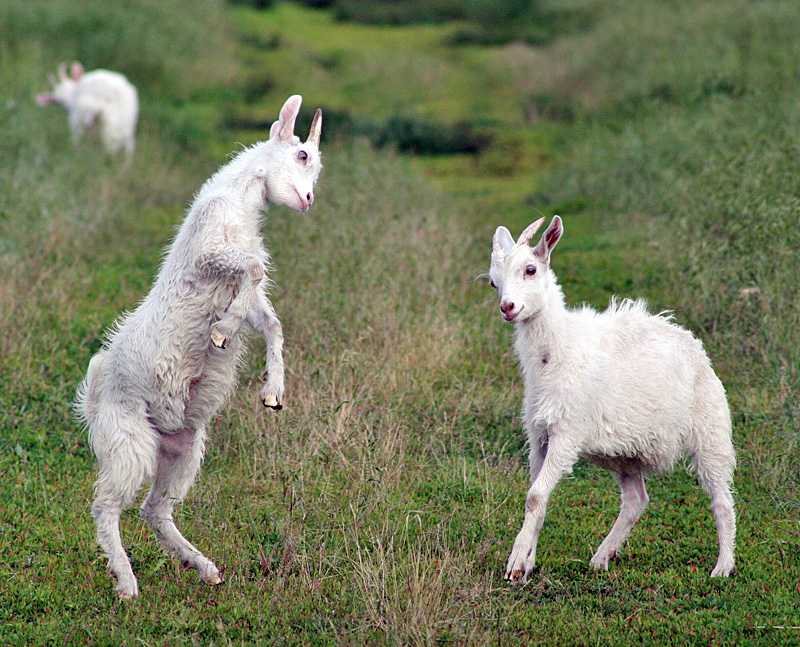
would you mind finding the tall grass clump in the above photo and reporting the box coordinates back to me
[203,143,522,645]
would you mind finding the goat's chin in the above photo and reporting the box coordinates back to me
[286,199,309,213]
[268,191,309,212]
[505,307,540,324]
[268,198,297,211]
[503,305,526,323]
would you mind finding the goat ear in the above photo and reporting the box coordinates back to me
[533,216,563,264]
[35,93,54,106]
[57,63,69,82]
[492,226,515,256]
[307,108,322,147]
[516,217,546,247]
[70,62,84,81]
[271,95,302,142]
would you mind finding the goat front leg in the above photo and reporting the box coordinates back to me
[246,289,284,409]
[198,245,265,349]
[505,430,577,585]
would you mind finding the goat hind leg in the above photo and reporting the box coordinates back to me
[694,434,736,576]
[140,427,222,585]
[705,479,736,577]
[91,415,158,599]
[93,482,144,599]
[590,471,649,572]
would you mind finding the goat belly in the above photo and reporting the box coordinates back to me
[584,453,659,476]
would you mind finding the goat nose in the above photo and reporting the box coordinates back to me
[307,192,313,205]
[500,300,514,314]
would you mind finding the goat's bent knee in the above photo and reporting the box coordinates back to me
[525,490,545,517]
[245,257,264,282]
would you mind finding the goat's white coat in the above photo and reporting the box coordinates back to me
[489,216,736,584]
[36,62,138,157]
[75,95,323,599]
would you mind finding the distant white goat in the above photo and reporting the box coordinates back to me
[489,216,736,584]
[36,62,138,157]
[75,95,323,599]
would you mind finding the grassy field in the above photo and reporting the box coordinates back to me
[1,0,799,644]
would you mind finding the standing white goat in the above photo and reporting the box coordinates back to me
[489,216,736,584]
[36,62,138,157]
[75,95,323,599]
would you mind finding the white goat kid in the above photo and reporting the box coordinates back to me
[489,216,736,584]
[75,95,323,599]
[36,62,138,157]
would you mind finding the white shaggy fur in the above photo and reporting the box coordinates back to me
[489,216,736,584]
[36,62,138,157]
[75,95,323,599]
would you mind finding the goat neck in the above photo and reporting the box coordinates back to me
[512,278,569,377]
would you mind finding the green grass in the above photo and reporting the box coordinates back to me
[2,0,800,644]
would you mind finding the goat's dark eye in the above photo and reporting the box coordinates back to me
[525,265,536,276]
[298,150,308,162]
[490,280,497,289]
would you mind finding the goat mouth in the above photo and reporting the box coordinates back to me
[503,306,524,322]
[294,188,310,212]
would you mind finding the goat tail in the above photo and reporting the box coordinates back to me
[74,350,108,428]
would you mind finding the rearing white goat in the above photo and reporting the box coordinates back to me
[75,95,323,599]
[36,62,138,157]
[489,216,736,584]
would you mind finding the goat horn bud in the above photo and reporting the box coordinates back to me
[516,217,547,247]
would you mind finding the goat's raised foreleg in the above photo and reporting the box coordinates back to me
[245,289,284,409]
[198,245,265,349]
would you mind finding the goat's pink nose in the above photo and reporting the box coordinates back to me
[500,300,514,315]
[307,192,313,205]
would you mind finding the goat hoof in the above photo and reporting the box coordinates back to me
[261,394,281,409]
[210,328,228,348]
[204,572,224,586]
[590,555,612,572]
[504,565,529,586]
[505,572,522,585]
[116,584,139,600]
[114,572,139,599]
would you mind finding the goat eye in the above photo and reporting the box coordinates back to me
[490,280,497,289]
[525,265,536,276]
[298,150,308,162]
